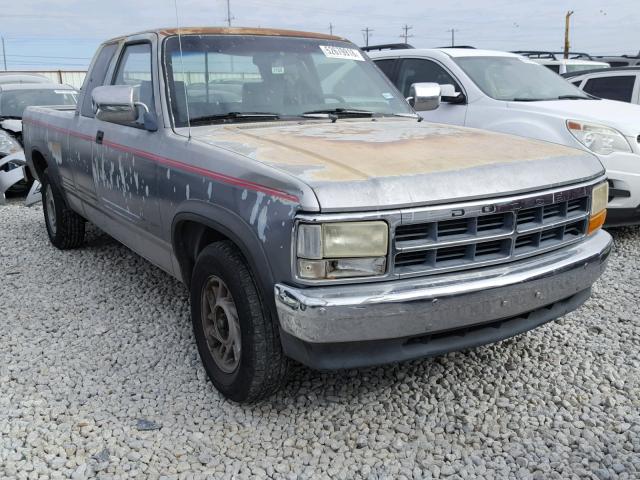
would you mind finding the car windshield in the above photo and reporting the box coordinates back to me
[163,34,413,126]
[0,88,77,118]
[454,56,590,101]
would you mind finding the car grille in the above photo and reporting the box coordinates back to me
[394,186,592,277]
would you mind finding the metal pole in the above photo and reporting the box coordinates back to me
[362,28,373,47]
[329,23,333,35]
[226,0,232,26]
[1,37,6,71]
[564,11,574,59]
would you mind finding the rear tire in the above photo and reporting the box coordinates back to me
[41,169,85,249]
[190,241,288,402]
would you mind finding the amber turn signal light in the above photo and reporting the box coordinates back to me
[588,209,607,235]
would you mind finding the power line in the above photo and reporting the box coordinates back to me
[361,27,373,47]
[400,24,413,44]
[6,54,91,60]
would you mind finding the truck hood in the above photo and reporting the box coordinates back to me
[191,118,604,211]
[507,98,640,137]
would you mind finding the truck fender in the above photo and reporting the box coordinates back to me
[171,202,277,312]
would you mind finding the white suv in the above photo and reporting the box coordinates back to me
[368,47,640,226]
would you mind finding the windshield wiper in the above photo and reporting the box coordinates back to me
[511,98,549,102]
[189,112,280,124]
[302,108,376,119]
[556,94,592,100]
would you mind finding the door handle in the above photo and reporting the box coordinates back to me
[96,130,104,145]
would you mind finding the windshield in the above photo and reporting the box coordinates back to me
[454,56,590,101]
[163,35,413,126]
[0,89,77,118]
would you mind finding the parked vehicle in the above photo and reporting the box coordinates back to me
[0,82,77,203]
[512,51,610,74]
[564,66,640,104]
[24,28,612,402]
[592,54,640,68]
[368,47,640,225]
[0,73,51,85]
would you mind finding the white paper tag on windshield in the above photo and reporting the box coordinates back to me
[320,45,364,61]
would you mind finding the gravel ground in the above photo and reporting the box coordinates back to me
[1,201,639,480]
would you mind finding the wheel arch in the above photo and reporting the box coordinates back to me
[171,203,277,313]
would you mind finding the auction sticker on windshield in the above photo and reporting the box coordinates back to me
[320,45,364,61]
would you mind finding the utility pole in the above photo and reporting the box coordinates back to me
[564,10,574,59]
[1,37,6,71]
[400,24,413,44]
[329,23,334,35]
[362,27,373,47]
[447,28,458,47]
[225,0,234,27]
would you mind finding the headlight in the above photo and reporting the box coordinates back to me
[296,221,388,279]
[588,181,608,234]
[0,130,22,157]
[567,120,632,155]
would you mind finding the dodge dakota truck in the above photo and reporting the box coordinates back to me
[23,27,612,402]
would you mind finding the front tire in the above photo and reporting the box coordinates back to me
[190,241,288,402]
[41,169,85,249]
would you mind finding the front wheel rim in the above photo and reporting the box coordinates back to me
[201,275,241,374]
[44,184,57,235]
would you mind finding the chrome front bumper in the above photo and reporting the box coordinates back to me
[275,230,612,344]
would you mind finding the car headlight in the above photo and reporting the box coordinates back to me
[0,130,22,157]
[296,221,388,279]
[567,120,632,155]
[588,181,608,234]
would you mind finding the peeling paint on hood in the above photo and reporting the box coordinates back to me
[191,118,604,211]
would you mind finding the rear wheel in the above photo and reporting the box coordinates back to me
[190,241,288,402]
[41,169,85,249]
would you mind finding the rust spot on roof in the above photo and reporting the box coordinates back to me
[108,26,345,42]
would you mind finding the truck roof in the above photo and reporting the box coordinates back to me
[106,26,345,43]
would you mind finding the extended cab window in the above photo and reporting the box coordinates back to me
[112,43,156,117]
[583,75,636,102]
[396,58,460,97]
[80,43,117,117]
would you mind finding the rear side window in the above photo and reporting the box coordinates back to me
[571,80,582,87]
[396,58,461,97]
[545,64,561,73]
[608,61,629,67]
[583,75,636,102]
[81,43,118,118]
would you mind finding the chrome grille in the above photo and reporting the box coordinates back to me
[394,185,593,277]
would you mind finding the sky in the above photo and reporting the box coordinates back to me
[0,0,637,70]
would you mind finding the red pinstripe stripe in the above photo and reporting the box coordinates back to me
[24,118,300,203]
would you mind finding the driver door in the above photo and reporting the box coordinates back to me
[92,40,163,239]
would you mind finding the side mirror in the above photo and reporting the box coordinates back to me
[407,82,441,111]
[92,85,139,125]
[440,84,466,104]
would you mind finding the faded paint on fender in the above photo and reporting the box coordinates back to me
[196,118,593,182]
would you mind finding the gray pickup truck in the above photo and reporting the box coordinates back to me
[23,27,612,402]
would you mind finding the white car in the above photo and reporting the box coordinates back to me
[368,47,640,226]
[511,51,610,75]
[565,66,640,104]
